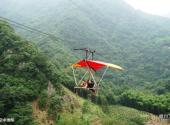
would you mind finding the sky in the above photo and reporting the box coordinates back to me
[124,0,170,16]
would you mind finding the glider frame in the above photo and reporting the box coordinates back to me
[71,63,109,91]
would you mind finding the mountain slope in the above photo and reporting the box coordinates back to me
[1,0,170,86]
[0,19,169,125]
[51,86,151,125]
[0,20,63,125]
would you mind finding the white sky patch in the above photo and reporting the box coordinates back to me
[124,0,170,16]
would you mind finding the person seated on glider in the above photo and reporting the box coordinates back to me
[80,79,96,93]
[80,81,88,88]
[87,79,94,88]
[86,79,96,93]
[80,79,94,88]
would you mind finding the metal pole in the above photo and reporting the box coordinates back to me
[72,66,78,86]
[78,70,88,85]
[98,66,108,85]
[86,50,88,60]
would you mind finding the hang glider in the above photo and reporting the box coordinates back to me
[71,48,124,94]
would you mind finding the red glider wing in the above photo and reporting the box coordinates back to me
[72,60,123,71]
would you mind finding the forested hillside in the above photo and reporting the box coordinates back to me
[1,0,170,86]
[0,20,156,125]
[1,0,170,124]
[0,20,64,124]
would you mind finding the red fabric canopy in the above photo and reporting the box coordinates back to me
[72,60,107,71]
[72,60,123,71]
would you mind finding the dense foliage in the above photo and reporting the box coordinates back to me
[120,90,170,114]
[0,20,62,124]
[1,0,170,85]
[1,0,170,95]
[1,0,170,123]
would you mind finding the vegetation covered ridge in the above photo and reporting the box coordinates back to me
[0,20,62,125]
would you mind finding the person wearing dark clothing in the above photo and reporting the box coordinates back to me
[87,79,96,93]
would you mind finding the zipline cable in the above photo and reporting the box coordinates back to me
[0,16,58,39]
[0,16,83,66]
